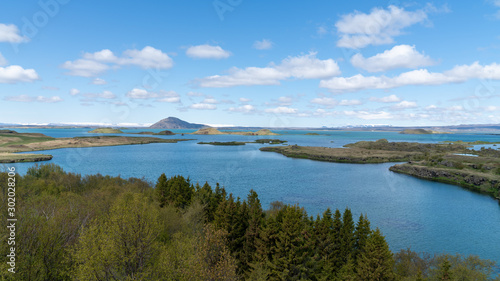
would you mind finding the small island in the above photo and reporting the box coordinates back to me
[88,128,124,134]
[400,129,449,134]
[0,130,193,163]
[198,139,288,146]
[132,130,175,136]
[192,128,279,136]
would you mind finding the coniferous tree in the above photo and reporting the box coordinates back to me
[356,228,395,281]
[353,213,371,262]
[340,208,355,265]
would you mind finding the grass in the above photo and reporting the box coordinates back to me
[198,141,246,146]
[0,153,53,163]
[88,128,124,134]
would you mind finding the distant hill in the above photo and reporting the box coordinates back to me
[149,117,207,129]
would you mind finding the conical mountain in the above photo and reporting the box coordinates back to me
[149,117,207,129]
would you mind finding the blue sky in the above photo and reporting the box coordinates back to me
[1,0,500,127]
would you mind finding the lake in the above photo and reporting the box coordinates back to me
[4,128,500,266]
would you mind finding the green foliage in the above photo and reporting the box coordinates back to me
[2,163,499,281]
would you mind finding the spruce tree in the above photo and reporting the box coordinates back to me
[356,228,396,281]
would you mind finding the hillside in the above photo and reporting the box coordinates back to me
[150,117,206,129]
[400,129,449,134]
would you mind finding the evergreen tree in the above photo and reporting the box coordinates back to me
[340,208,355,265]
[356,228,396,281]
[353,213,371,262]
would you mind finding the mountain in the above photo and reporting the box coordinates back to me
[149,117,207,129]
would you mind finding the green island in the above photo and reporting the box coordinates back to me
[2,163,498,280]
[88,127,124,134]
[0,130,192,163]
[192,127,279,135]
[198,139,288,146]
[399,129,450,134]
[198,141,247,146]
[260,139,500,199]
[305,132,321,135]
[132,130,176,135]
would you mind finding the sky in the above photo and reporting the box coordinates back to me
[1,0,500,127]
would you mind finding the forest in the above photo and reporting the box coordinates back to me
[0,164,499,280]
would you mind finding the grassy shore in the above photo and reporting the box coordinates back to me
[198,139,288,146]
[0,130,193,163]
[88,128,124,134]
[192,128,279,135]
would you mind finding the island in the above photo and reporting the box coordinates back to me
[0,130,193,163]
[150,116,206,129]
[400,129,449,134]
[132,130,176,135]
[198,139,287,146]
[260,139,500,199]
[88,128,124,134]
[192,128,279,136]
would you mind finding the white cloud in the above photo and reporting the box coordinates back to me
[82,90,117,100]
[393,100,417,109]
[0,53,7,66]
[120,46,173,68]
[62,46,173,77]
[196,52,340,87]
[0,65,40,83]
[4,95,63,103]
[253,39,273,50]
[61,59,109,77]
[239,97,251,103]
[229,104,255,113]
[202,98,218,104]
[92,78,107,85]
[310,97,338,107]
[370,94,401,103]
[126,88,180,103]
[70,88,80,96]
[265,106,297,114]
[320,62,500,93]
[336,5,428,49]
[343,110,393,120]
[126,88,150,99]
[190,103,217,110]
[339,99,362,106]
[351,45,435,72]
[83,49,118,62]
[0,23,28,43]
[186,44,231,59]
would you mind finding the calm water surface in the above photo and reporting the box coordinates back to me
[5,128,500,265]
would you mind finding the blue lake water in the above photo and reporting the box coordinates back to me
[3,128,500,265]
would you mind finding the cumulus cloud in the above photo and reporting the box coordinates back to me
[392,100,417,109]
[320,62,500,93]
[196,52,340,87]
[253,39,273,50]
[264,106,298,114]
[0,65,40,83]
[351,45,435,72]
[202,98,218,104]
[70,88,80,96]
[92,78,107,85]
[339,99,362,106]
[370,94,401,103]
[82,90,116,100]
[190,103,217,110]
[336,5,429,49]
[186,45,231,59]
[229,104,255,113]
[61,59,109,77]
[0,23,28,43]
[239,97,251,103]
[310,97,338,107]
[126,88,180,103]
[4,95,63,103]
[62,46,173,77]
[187,91,204,97]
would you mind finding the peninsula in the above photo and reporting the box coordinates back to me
[0,130,192,163]
[260,139,500,199]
